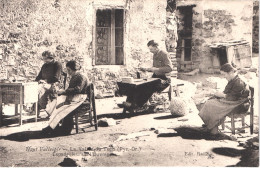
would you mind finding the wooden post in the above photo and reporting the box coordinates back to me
[15,104,18,116]
[19,85,23,125]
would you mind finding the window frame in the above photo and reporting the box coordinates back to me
[92,7,126,66]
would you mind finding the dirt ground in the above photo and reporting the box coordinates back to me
[0,58,259,167]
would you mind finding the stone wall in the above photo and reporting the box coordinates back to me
[0,0,176,95]
[176,0,253,73]
[253,0,259,53]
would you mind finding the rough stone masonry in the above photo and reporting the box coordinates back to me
[0,0,178,96]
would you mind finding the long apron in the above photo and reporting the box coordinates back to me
[199,97,248,130]
[48,94,87,129]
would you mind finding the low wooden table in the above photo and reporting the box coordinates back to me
[0,82,38,126]
[117,78,161,114]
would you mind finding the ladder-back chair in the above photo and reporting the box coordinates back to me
[221,86,254,135]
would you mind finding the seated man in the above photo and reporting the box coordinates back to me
[36,51,62,117]
[199,63,250,135]
[122,40,173,110]
[42,60,89,136]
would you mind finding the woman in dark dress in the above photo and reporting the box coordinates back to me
[199,63,249,135]
[42,60,88,135]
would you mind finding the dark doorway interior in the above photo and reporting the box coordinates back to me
[217,48,228,66]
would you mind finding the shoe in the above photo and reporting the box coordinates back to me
[117,103,124,108]
[123,102,132,109]
[41,126,53,135]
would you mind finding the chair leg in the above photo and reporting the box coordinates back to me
[241,117,245,129]
[168,86,172,101]
[75,113,79,134]
[250,107,254,135]
[231,113,235,135]
[89,110,93,126]
[221,117,226,130]
[92,98,98,131]
[222,122,225,130]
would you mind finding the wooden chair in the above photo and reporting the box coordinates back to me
[74,83,98,133]
[221,86,254,135]
[60,72,98,133]
[168,83,184,101]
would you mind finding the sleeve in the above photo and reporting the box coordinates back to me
[50,62,62,83]
[35,66,43,82]
[229,79,246,95]
[65,75,85,95]
[225,78,248,99]
[223,81,232,94]
[157,52,173,74]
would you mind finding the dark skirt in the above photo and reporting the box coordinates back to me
[199,97,249,130]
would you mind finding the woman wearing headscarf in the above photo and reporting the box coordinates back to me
[199,63,250,135]
[42,60,89,135]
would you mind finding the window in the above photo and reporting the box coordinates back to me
[176,6,194,63]
[95,9,124,65]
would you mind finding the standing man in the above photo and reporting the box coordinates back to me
[36,51,62,117]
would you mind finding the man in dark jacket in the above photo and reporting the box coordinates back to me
[36,51,62,117]
[120,40,173,111]
[142,40,173,79]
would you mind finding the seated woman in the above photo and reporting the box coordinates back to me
[199,63,249,135]
[42,60,89,135]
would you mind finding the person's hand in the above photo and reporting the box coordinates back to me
[139,67,148,72]
[214,91,225,98]
[57,89,65,95]
[39,80,47,84]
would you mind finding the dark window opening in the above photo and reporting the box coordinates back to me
[95,9,124,65]
[178,6,193,30]
[176,6,194,64]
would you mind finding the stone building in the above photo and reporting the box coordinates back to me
[0,0,178,95]
[253,0,259,53]
[175,0,255,73]
[0,0,256,95]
